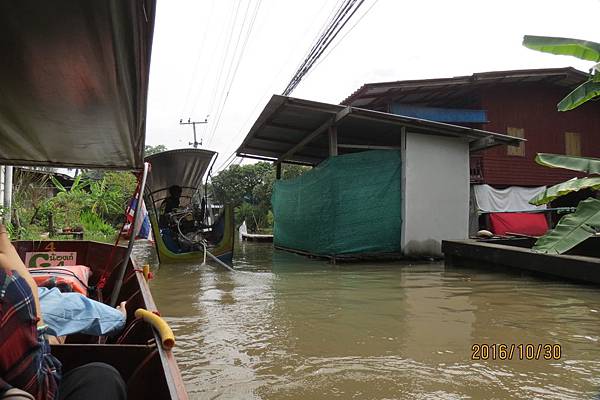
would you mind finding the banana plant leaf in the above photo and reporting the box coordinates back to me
[557,79,600,111]
[533,198,600,254]
[529,177,600,205]
[535,153,600,174]
[523,35,600,62]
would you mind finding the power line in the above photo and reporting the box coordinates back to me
[312,0,380,71]
[203,0,243,126]
[213,1,343,172]
[215,0,361,168]
[282,0,366,96]
[187,0,239,119]
[179,0,216,116]
[206,0,263,147]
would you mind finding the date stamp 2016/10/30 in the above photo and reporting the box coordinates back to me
[471,344,561,360]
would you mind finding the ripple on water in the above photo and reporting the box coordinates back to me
[137,241,600,399]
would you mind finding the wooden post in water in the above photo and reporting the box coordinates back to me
[275,162,282,180]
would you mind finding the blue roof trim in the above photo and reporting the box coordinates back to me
[391,103,488,123]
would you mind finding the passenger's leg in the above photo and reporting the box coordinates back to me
[58,362,126,400]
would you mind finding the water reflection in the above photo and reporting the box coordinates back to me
[134,241,600,399]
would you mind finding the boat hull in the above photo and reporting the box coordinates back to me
[152,205,234,265]
[15,240,188,400]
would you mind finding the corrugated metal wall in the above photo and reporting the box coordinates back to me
[477,83,600,186]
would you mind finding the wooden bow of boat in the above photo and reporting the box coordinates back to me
[15,240,188,400]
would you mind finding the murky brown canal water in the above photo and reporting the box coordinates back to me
[133,241,600,399]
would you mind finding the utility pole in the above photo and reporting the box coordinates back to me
[179,117,208,148]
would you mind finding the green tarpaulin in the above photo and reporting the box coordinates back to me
[272,150,402,256]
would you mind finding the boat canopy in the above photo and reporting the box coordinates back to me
[145,149,217,206]
[0,1,156,170]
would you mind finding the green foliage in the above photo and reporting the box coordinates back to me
[530,177,600,206]
[80,211,116,238]
[90,172,136,224]
[523,35,600,110]
[144,144,167,157]
[523,35,600,62]
[523,35,600,253]
[534,153,600,174]
[211,162,273,207]
[9,169,135,242]
[557,80,600,111]
[533,198,600,254]
[211,162,309,231]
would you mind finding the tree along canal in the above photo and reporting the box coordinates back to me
[133,240,600,399]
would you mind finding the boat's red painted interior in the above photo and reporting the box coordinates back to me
[14,240,186,400]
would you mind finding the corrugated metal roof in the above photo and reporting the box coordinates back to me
[236,95,523,166]
[342,67,588,109]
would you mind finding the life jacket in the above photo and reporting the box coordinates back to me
[28,265,91,296]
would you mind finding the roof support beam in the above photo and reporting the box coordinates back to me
[337,144,402,150]
[237,152,316,166]
[264,123,310,133]
[469,135,498,152]
[276,107,351,164]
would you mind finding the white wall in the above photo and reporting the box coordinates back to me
[402,132,470,257]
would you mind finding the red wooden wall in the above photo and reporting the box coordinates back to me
[477,83,600,186]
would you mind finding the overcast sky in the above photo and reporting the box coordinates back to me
[145,0,599,170]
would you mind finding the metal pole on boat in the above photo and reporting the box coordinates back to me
[3,166,13,225]
[110,162,150,307]
[0,166,4,210]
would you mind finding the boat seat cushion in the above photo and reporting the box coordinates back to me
[489,212,548,237]
[28,265,91,296]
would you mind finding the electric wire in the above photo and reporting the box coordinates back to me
[186,0,240,122]
[286,0,354,93]
[179,0,216,117]
[203,0,242,123]
[213,1,338,172]
[282,0,366,96]
[206,0,263,147]
[211,0,358,172]
[312,0,379,72]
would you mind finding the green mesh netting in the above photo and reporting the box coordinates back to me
[272,150,402,256]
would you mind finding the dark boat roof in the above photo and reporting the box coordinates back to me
[145,148,217,203]
[0,1,156,170]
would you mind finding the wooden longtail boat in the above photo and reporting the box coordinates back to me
[144,149,234,265]
[20,240,187,399]
[0,1,188,398]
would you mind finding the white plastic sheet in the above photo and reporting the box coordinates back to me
[473,184,547,212]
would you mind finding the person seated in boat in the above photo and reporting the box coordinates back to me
[0,226,127,400]
[38,287,127,338]
[161,185,182,216]
[158,185,184,252]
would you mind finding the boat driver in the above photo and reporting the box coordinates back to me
[162,185,182,215]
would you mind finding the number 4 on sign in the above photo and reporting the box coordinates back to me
[44,242,56,252]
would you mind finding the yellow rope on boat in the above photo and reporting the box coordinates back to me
[142,264,150,281]
[134,308,175,349]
